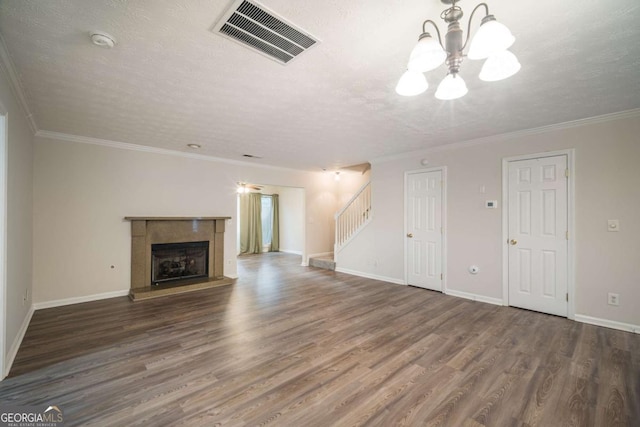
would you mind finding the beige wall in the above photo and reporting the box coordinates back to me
[32,137,342,303]
[0,66,34,374]
[338,113,640,327]
[274,186,305,255]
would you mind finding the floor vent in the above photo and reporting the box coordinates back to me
[212,0,319,64]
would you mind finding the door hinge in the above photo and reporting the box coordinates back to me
[566,293,568,302]
[565,169,569,178]
[440,273,443,280]
[566,231,569,240]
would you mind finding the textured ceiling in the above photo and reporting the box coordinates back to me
[1,0,639,170]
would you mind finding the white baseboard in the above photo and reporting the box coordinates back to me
[335,267,405,285]
[280,249,302,256]
[226,274,239,279]
[574,314,640,334]
[4,305,35,378]
[308,252,333,259]
[444,289,504,306]
[33,290,130,310]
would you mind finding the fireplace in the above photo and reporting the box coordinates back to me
[125,216,233,300]
[151,241,209,286]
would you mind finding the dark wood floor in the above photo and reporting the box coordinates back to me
[1,253,638,426]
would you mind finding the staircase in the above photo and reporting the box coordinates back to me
[308,181,372,270]
[309,254,336,270]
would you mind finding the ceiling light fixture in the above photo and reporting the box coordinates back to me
[90,31,117,49]
[396,0,520,100]
[237,183,248,194]
[187,143,201,149]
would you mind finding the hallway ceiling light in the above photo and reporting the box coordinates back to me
[90,31,116,48]
[396,0,520,100]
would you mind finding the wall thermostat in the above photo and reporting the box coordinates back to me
[485,200,498,209]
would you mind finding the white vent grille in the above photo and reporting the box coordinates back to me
[213,0,319,64]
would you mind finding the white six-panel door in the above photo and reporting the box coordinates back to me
[508,155,568,316]
[406,170,442,291]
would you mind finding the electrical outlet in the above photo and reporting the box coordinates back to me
[607,293,619,306]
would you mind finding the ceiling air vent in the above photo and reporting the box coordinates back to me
[212,0,319,64]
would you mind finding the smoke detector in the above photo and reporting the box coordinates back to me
[90,31,116,48]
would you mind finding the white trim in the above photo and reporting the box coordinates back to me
[4,305,34,378]
[404,167,447,292]
[371,109,640,165]
[335,267,405,285]
[226,274,239,279]
[279,249,303,256]
[574,314,640,334]
[32,290,130,310]
[501,149,575,319]
[444,289,503,306]
[35,130,309,172]
[0,35,38,133]
[307,252,333,259]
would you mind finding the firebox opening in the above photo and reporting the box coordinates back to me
[151,241,209,286]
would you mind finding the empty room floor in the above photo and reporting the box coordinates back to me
[1,253,638,426]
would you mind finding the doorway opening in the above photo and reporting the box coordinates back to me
[237,184,305,262]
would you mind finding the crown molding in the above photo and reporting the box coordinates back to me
[370,108,640,165]
[0,34,38,133]
[34,130,311,173]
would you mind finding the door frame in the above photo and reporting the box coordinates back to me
[501,149,575,319]
[404,166,447,292]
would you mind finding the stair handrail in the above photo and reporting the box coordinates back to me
[334,181,372,259]
[334,180,371,219]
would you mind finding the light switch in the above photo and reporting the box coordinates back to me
[607,220,620,232]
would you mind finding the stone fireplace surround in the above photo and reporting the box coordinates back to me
[125,217,233,300]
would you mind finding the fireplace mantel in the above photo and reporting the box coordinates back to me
[125,216,232,300]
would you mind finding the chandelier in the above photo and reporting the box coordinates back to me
[396,0,520,100]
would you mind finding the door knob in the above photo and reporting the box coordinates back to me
[407,233,413,238]
[509,239,517,245]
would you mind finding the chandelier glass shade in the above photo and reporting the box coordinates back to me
[396,0,519,100]
[407,34,447,72]
[467,18,515,59]
[479,49,521,81]
[396,70,429,96]
[435,73,468,100]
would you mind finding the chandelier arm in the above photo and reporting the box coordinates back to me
[462,3,490,51]
[422,19,444,49]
